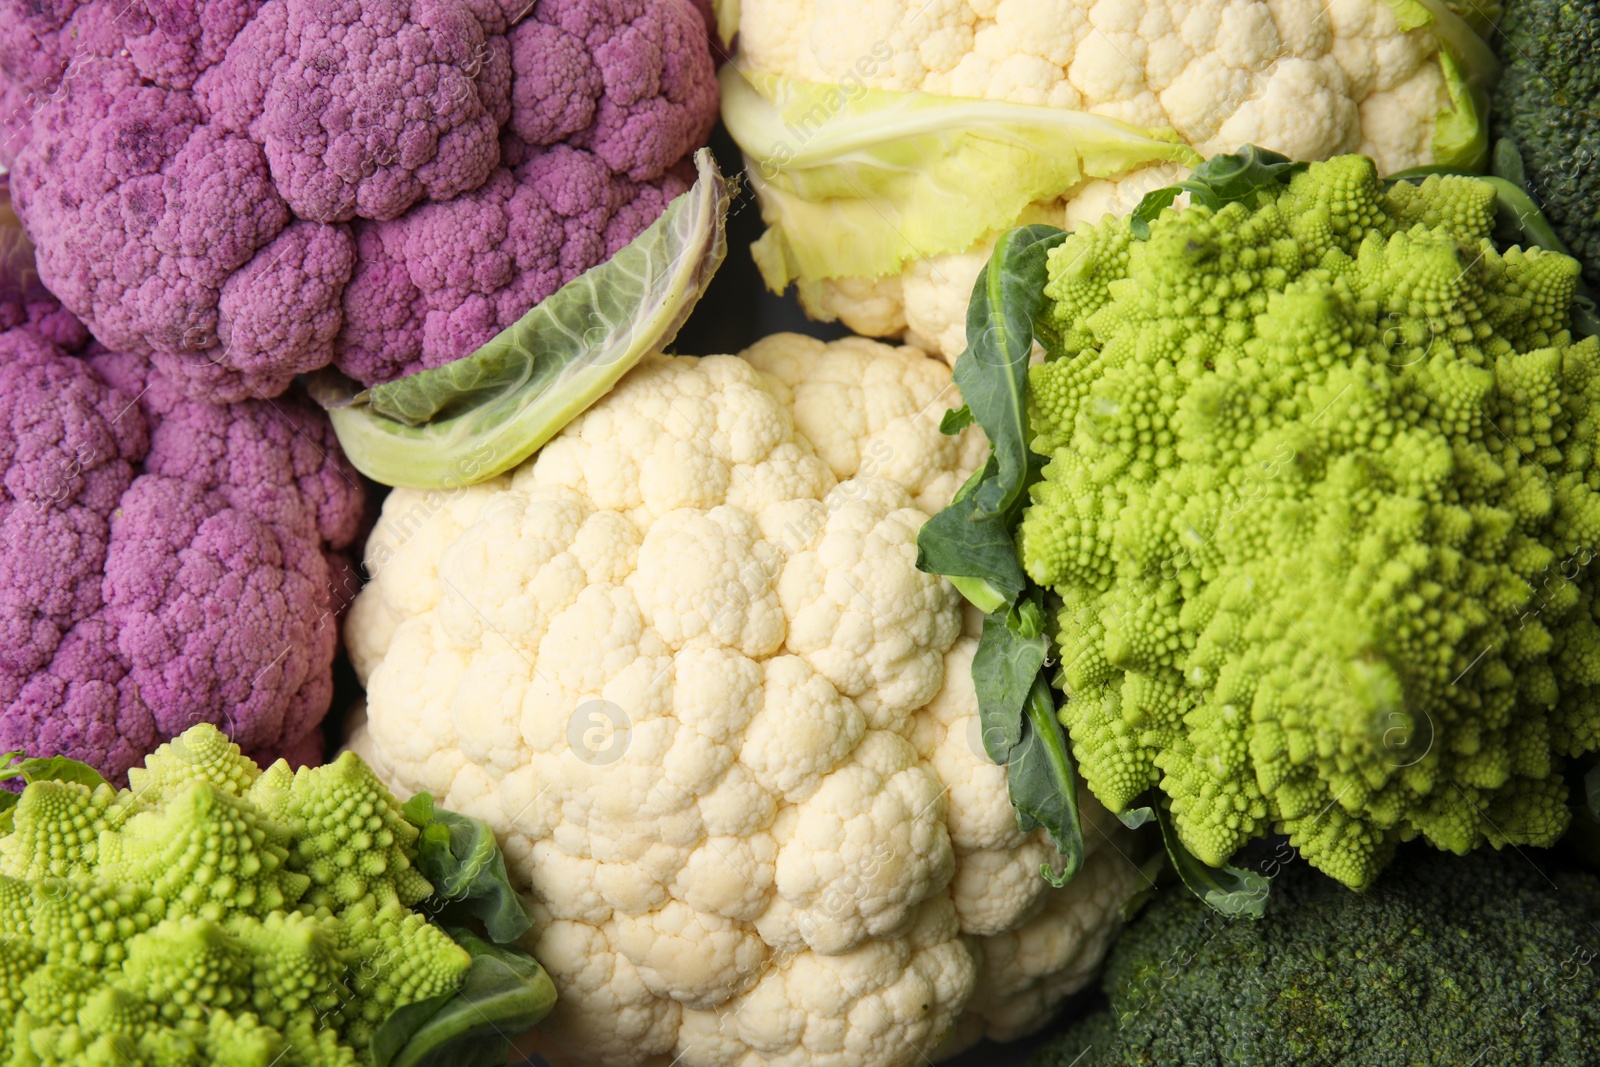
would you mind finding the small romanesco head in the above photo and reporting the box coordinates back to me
[253,752,433,912]
[126,721,265,803]
[0,724,471,1066]
[1023,154,1599,889]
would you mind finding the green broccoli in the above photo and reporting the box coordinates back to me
[1022,154,1600,889]
[1031,847,1600,1067]
[1492,0,1600,288]
[0,725,552,1066]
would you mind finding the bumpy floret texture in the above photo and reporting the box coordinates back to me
[0,0,718,400]
[0,724,467,1066]
[1032,847,1600,1067]
[1492,0,1600,290]
[345,338,1145,1066]
[1021,155,1600,889]
[739,0,1464,362]
[0,325,363,784]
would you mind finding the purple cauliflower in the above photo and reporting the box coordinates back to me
[0,0,718,401]
[0,321,365,783]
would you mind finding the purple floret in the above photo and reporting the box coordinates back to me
[0,329,364,783]
[526,0,718,182]
[152,218,356,400]
[201,0,512,223]
[338,145,693,382]
[0,0,718,402]
[10,57,323,402]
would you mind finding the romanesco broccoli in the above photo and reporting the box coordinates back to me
[0,725,470,1066]
[1024,154,1600,889]
[1030,847,1600,1066]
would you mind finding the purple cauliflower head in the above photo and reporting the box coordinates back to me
[1,0,717,400]
[0,326,365,783]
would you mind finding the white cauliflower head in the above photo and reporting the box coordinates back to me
[346,336,1144,1066]
[733,0,1475,363]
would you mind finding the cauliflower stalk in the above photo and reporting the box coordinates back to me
[347,335,1145,1067]
[0,723,556,1066]
[723,0,1500,363]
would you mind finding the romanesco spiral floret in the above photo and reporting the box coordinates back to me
[127,723,263,806]
[0,780,126,880]
[339,902,476,1048]
[117,918,254,1030]
[98,784,308,922]
[230,911,352,1037]
[17,962,100,1027]
[22,878,161,969]
[204,1011,290,1067]
[1025,155,1600,888]
[256,752,432,912]
[0,725,474,1064]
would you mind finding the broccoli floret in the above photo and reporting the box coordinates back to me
[0,724,472,1065]
[1492,0,1600,288]
[1031,848,1600,1067]
[1026,155,1600,889]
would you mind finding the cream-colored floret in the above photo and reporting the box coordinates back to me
[347,344,1142,1066]
[736,0,1457,361]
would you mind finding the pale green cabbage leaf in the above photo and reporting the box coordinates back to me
[720,66,1200,296]
[317,148,730,490]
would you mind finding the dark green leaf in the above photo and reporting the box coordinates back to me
[916,456,1038,611]
[1187,144,1304,198]
[0,751,112,834]
[1117,796,1269,918]
[955,224,1067,520]
[0,752,110,791]
[1005,676,1084,886]
[1156,804,1269,918]
[1128,186,1184,240]
[370,989,459,1067]
[972,612,1050,764]
[379,929,557,1067]
[1012,595,1046,640]
[404,794,534,944]
[1130,145,1306,240]
[1586,762,1600,821]
[939,405,974,435]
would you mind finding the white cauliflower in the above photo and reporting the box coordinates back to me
[346,336,1144,1066]
[732,0,1484,363]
